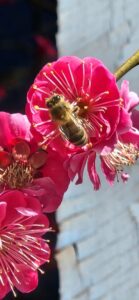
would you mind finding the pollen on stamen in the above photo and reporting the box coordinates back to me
[119,98,124,107]
[34,105,48,112]
[34,105,40,110]
[33,85,49,96]
[85,142,93,150]
[33,121,48,128]
[33,84,38,90]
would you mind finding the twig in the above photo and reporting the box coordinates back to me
[114,50,139,81]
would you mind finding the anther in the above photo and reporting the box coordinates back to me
[86,142,93,149]
[33,84,38,90]
[34,105,40,110]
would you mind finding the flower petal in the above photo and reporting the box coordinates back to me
[100,156,116,185]
[15,207,38,217]
[87,152,100,190]
[0,202,7,226]
[65,151,88,184]
[0,277,10,299]
[120,128,139,147]
[0,151,12,168]
[117,107,132,134]
[29,150,47,169]
[12,140,30,161]
[13,265,38,293]
[120,80,139,112]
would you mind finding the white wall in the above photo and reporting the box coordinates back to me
[57,0,139,92]
[56,1,139,299]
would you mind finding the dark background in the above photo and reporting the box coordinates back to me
[0,0,58,113]
[0,1,59,299]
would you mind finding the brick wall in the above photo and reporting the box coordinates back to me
[56,1,139,299]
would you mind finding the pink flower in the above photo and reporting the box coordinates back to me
[100,80,139,185]
[100,141,139,184]
[65,80,139,189]
[0,190,50,299]
[0,112,70,212]
[64,150,101,190]
[118,80,139,147]
[26,56,132,156]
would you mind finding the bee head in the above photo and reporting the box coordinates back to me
[47,95,61,108]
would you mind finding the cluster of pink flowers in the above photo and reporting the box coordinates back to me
[0,55,139,298]
[27,56,139,188]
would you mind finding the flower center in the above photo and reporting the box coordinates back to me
[0,140,47,190]
[0,218,50,297]
[0,161,33,189]
[102,142,139,173]
[76,100,89,118]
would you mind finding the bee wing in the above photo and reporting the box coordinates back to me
[73,113,93,136]
[82,119,94,135]
[59,114,82,141]
[59,125,72,140]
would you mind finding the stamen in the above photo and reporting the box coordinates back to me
[102,142,139,174]
[33,85,49,96]
[38,130,60,147]
[38,268,45,274]
[81,61,85,92]
[33,120,49,128]
[87,63,93,93]
[61,70,75,97]
[49,69,74,98]
[0,275,4,286]
[89,91,109,103]
[43,71,69,96]
[34,105,49,112]
[67,63,78,96]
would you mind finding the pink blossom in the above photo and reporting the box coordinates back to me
[0,112,70,212]
[120,80,139,112]
[118,80,139,147]
[101,80,139,185]
[65,80,139,189]
[26,56,132,156]
[0,190,50,299]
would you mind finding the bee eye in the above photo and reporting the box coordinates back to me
[53,95,61,103]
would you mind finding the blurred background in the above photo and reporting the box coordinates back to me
[1,0,139,300]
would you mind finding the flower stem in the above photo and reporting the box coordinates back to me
[114,50,139,81]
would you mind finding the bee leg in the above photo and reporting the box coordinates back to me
[72,106,80,115]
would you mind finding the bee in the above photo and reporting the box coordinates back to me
[46,94,89,146]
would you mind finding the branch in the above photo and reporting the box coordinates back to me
[114,50,139,81]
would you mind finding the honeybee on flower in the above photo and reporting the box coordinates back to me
[46,93,89,146]
[27,56,132,156]
[65,80,139,189]
[26,56,139,189]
